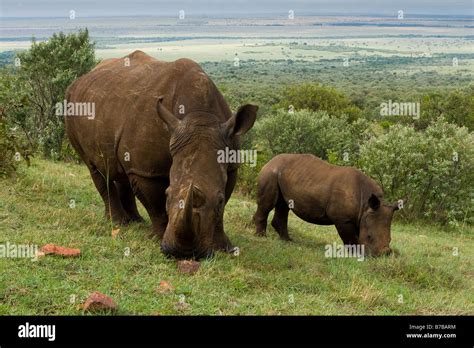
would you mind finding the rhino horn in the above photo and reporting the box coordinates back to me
[177,182,194,243]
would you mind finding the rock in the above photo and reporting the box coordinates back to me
[40,244,81,257]
[157,280,174,294]
[40,244,57,254]
[111,228,120,239]
[177,260,200,275]
[82,291,117,312]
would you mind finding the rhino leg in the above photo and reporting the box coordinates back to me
[89,167,130,224]
[335,223,359,245]
[209,170,236,253]
[213,218,234,253]
[129,174,168,239]
[271,195,292,241]
[253,172,280,237]
[115,181,143,223]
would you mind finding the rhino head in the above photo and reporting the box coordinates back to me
[156,97,258,258]
[359,194,399,257]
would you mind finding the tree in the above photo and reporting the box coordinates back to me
[13,29,97,159]
[0,111,18,177]
[417,87,474,131]
[0,67,33,172]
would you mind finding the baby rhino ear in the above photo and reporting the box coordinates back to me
[368,194,381,210]
[223,104,258,138]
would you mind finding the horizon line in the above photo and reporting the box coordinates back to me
[2,13,474,19]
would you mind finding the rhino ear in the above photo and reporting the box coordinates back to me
[223,104,258,138]
[368,194,381,210]
[156,96,180,132]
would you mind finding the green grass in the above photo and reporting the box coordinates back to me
[0,159,473,315]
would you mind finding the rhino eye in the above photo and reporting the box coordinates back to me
[213,194,225,214]
[217,194,225,206]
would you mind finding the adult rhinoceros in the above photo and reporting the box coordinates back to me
[65,50,258,258]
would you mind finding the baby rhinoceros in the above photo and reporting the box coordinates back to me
[253,154,399,257]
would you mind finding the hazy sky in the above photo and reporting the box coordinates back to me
[1,0,473,17]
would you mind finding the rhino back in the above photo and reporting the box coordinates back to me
[272,154,381,224]
[65,50,231,179]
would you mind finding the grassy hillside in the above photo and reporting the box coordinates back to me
[0,159,473,315]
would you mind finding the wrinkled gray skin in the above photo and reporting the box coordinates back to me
[253,154,399,256]
[65,50,258,258]
[159,99,258,258]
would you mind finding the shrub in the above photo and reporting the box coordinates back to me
[254,109,369,165]
[0,114,17,177]
[235,146,272,198]
[275,83,363,121]
[0,67,33,175]
[416,87,474,131]
[12,29,97,159]
[359,119,474,226]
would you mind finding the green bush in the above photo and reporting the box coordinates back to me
[60,137,82,163]
[359,119,474,226]
[416,87,474,131]
[235,147,272,198]
[0,114,17,177]
[254,109,369,164]
[275,83,363,122]
[11,29,97,159]
[0,67,30,141]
